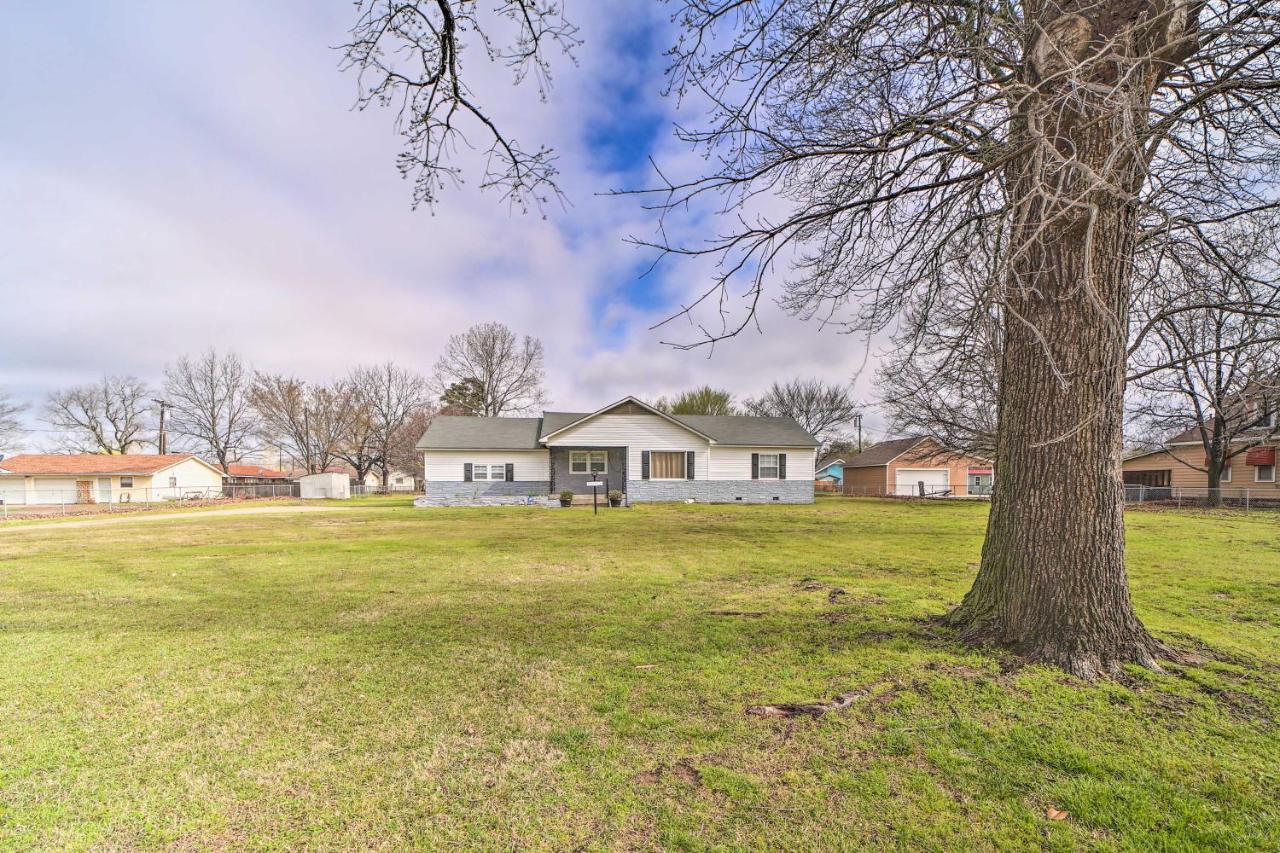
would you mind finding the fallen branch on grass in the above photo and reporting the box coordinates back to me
[745,687,874,718]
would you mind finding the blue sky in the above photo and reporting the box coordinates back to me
[0,1,888,449]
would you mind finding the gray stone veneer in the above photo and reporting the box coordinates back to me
[628,479,812,504]
[424,479,550,499]
[418,478,813,506]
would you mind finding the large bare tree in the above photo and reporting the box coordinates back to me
[1128,251,1280,500]
[347,1,1280,677]
[334,381,382,486]
[431,323,547,416]
[744,379,861,450]
[42,375,151,454]
[251,374,354,476]
[163,350,257,470]
[351,362,431,489]
[0,388,27,455]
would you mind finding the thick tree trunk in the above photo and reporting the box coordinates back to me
[945,7,1193,677]
[947,212,1169,676]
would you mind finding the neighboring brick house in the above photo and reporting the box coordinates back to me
[415,396,819,506]
[841,437,993,497]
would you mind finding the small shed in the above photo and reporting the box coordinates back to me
[298,472,350,500]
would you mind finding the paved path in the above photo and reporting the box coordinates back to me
[0,504,349,533]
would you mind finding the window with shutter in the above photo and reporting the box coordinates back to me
[650,451,687,479]
[757,453,780,479]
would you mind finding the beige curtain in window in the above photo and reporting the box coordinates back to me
[651,451,685,479]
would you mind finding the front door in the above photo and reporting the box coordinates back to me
[76,480,93,504]
[98,478,112,503]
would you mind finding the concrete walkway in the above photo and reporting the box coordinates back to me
[0,504,349,533]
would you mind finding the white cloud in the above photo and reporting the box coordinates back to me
[0,1,893,450]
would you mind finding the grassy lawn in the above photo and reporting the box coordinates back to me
[1,498,1276,849]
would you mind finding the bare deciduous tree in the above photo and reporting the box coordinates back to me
[744,379,861,450]
[431,323,547,416]
[251,374,354,476]
[334,383,382,486]
[42,375,151,454]
[163,350,257,470]
[0,388,27,455]
[387,406,436,483]
[352,0,1280,676]
[1128,255,1280,503]
[877,285,1002,459]
[342,0,580,211]
[351,362,431,489]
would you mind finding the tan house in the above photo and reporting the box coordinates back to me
[1123,430,1278,493]
[0,454,227,505]
[841,437,993,497]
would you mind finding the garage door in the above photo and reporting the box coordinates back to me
[0,480,26,505]
[895,468,949,497]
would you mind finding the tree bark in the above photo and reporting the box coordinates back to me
[947,2,1194,678]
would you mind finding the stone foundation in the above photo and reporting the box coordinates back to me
[627,480,812,504]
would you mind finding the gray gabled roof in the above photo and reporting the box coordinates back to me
[416,416,544,450]
[671,415,818,447]
[844,436,929,468]
[418,406,819,450]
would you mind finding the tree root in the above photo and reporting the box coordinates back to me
[746,686,874,718]
[946,608,1185,681]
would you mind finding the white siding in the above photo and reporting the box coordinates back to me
[545,414,711,481]
[709,447,818,481]
[424,450,550,482]
[155,458,226,495]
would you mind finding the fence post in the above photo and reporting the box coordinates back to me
[1245,490,1250,513]
[1139,485,1145,504]
[1176,487,1181,509]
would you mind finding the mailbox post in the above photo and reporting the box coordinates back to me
[586,480,604,515]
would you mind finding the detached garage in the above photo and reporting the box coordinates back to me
[841,437,992,498]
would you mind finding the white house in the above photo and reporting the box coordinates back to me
[415,397,819,506]
[0,454,228,505]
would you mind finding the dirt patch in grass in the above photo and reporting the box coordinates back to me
[633,760,702,787]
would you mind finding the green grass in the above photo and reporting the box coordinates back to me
[1,498,1277,849]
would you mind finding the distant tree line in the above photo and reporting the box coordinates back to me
[17,322,552,488]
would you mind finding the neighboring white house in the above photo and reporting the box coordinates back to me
[360,469,418,492]
[415,397,819,506]
[0,454,228,505]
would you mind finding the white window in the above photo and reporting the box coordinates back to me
[471,464,506,481]
[650,451,687,479]
[1255,399,1276,429]
[1222,466,1232,483]
[569,451,608,475]
[120,476,133,488]
[168,476,177,488]
[472,464,488,481]
[1257,464,1276,483]
[758,453,780,479]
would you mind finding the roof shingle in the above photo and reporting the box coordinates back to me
[0,454,202,476]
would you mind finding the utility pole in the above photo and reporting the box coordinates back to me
[854,413,863,453]
[151,399,169,454]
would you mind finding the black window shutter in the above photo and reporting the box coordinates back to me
[751,453,759,480]
[686,451,695,480]
[505,463,515,482]
[641,451,650,480]
[463,463,473,482]
[779,453,787,480]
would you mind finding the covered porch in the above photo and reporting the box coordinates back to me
[548,446,627,498]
